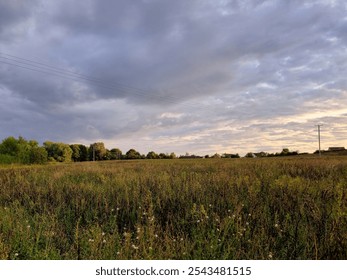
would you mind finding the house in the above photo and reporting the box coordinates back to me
[328,147,346,152]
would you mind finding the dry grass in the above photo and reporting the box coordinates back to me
[0,157,346,259]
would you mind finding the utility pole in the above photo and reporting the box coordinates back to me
[316,124,323,156]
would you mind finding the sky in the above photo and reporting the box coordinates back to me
[1,0,347,156]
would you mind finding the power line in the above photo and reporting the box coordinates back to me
[0,52,213,110]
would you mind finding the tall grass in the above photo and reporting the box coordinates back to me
[0,157,346,259]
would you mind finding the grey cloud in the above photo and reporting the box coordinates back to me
[1,0,347,154]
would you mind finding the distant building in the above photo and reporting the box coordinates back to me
[328,147,346,152]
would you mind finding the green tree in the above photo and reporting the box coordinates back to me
[29,146,48,164]
[245,152,255,158]
[44,141,73,162]
[0,136,20,156]
[89,142,107,161]
[0,136,48,164]
[70,144,81,162]
[125,149,141,159]
[109,148,122,160]
[146,151,159,159]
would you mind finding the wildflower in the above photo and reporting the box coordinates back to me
[248,213,252,217]
[116,251,120,255]
[154,234,158,238]
[88,239,94,242]
[102,232,105,236]
[27,225,31,229]
[197,220,200,223]
[275,223,279,228]
[246,222,249,226]
[14,253,19,257]
[103,239,106,243]
[268,252,273,259]
[180,238,184,242]
[149,247,153,250]
[209,204,212,207]
[116,207,120,211]
[228,209,231,213]
[131,244,139,250]
[111,208,114,212]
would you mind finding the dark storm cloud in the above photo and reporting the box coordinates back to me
[1,0,347,154]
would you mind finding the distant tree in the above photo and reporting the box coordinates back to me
[255,151,268,157]
[0,136,48,164]
[169,152,176,159]
[109,148,122,160]
[159,153,168,159]
[146,151,159,159]
[69,144,89,161]
[0,136,20,156]
[79,144,89,161]
[280,148,298,156]
[70,144,81,162]
[222,153,240,158]
[211,153,221,158]
[125,149,141,159]
[245,152,255,158]
[29,146,48,164]
[44,141,73,162]
[89,142,107,161]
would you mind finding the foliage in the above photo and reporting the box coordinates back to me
[146,151,159,159]
[0,136,47,164]
[0,157,346,260]
[70,144,89,162]
[43,141,73,162]
[108,148,122,160]
[125,149,141,159]
[89,142,107,161]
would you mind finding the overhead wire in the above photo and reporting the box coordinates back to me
[0,52,224,111]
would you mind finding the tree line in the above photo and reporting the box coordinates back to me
[0,136,303,165]
[0,136,177,164]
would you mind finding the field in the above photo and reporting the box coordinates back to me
[0,157,346,260]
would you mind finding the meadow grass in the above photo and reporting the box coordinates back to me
[0,157,346,259]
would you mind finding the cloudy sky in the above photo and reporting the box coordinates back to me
[1,0,347,156]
